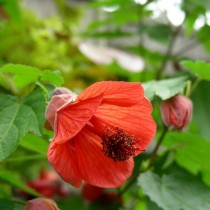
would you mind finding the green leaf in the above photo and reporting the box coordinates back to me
[182,60,210,81]
[0,170,40,197]
[0,75,9,90]
[138,170,210,210]
[0,64,40,89]
[0,64,41,95]
[22,88,46,133]
[142,76,188,100]
[164,132,210,186]
[19,134,48,155]
[0,88,46,160]
[191,81,210,139]
[0,199,15,210]
[41,70,64,86]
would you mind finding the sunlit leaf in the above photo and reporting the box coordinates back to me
[142,76,188,100]
[41,70,64,86]
[138,169,210,210]
[182,60,210,81]
[0,64,40,89]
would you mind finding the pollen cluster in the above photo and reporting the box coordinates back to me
[101,127,136,162]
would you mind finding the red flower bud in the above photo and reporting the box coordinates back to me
[160,95,193,130]
[24,198,60,210]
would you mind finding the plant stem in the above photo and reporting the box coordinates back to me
[117,170,143,198]
[149,126,168,164]
[190,78,201,95]
[36,81,50,100]
[185,80,192,97]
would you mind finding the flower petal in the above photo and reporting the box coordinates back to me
[75,127,134,188]
[54,95,103,144]
[47,141,82,188]
[78,81,144,106]
[91,97,156,154]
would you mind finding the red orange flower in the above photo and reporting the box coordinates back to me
[47,81,156,188]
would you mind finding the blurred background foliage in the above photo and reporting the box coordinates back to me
[1,0,210,210]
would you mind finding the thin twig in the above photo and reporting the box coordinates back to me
[190,78,201,95]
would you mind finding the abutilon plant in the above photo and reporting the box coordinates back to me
[46,81,156,188]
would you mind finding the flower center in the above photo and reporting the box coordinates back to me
[101,127,136,162]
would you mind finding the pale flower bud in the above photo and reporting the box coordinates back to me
[52,87,74,96]
[160,94,193,130]
[24,198,60,210]
[45,87,77,129]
